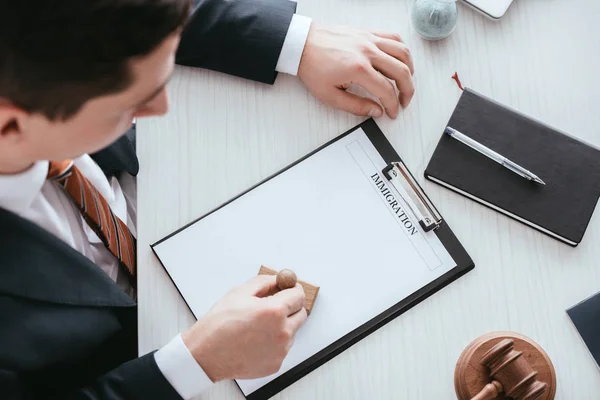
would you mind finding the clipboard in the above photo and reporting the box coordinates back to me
[151,119,474,399]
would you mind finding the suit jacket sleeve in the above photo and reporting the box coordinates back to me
[0,353,182,400]
[176,0,298,84]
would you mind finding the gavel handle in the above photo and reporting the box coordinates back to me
[470,381,503,400]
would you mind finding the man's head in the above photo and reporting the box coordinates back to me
[0,0,191,173]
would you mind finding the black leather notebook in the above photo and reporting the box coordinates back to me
[424,88,600,246]
[567,291,600,368]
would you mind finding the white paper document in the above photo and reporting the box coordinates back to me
[153,127,457,396]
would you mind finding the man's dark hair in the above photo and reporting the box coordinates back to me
[0,0,191,120]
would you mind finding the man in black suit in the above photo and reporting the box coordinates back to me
[0,0,415,398]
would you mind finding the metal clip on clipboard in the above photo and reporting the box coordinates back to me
[382,161,442,232]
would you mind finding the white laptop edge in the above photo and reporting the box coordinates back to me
[461,0,514,20]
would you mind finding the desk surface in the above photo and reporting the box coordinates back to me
[137,1,600,398]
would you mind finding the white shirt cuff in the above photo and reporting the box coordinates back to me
[275,14,312,75]
[154,334,214,399]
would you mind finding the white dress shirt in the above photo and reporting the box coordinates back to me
[0,15,311,400]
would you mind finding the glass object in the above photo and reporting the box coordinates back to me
[411,0,458,40]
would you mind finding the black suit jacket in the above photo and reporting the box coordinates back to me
[0,0,297,398]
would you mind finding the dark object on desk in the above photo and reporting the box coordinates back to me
[425,88,600,246]
[454,332,556,400]
[567,291,600,368]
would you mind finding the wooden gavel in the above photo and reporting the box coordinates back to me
[471,339,548,400]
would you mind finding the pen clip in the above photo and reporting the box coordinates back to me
[382,162,443,232]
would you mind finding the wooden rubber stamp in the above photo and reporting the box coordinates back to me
[258,266,319,315]
[454,332,556,400]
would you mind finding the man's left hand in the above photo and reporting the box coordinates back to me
[298,24,415,119]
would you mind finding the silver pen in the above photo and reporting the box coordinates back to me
[444,126,546,185]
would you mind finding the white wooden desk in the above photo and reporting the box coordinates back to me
[137,1,600,398]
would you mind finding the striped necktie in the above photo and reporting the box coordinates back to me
[47,160,137,287]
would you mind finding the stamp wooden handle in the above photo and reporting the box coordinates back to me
[276,269,297,290]
[259,266,319,315]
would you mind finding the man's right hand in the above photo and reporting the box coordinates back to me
[181,275,307,382]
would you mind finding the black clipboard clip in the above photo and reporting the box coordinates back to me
[382,161,442,232]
